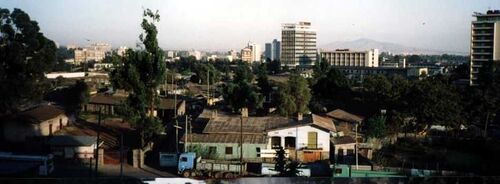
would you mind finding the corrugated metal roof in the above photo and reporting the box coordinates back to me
[181,133,266,144]
[18,105,65,124]
[48,136,97,146]
[202,116,290,134]
[326,109,364,123]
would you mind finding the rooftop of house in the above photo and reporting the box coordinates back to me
[88,93,184,110]
[181,133,266,144]
[331,136,356,145]
[17,105,66,124]
[202,115,290,134]
[326,109,364,123]
[200,109,336,134]
[158,98,185,110]
[88,94,125,105]
[48,135,97,146]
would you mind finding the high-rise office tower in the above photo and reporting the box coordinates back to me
[281,22,317,68]
[470,10,500,85]
[265,39,281,61]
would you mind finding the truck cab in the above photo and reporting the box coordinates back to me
[177,152,196,174]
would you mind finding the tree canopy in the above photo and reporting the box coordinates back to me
[0,8,57,113]
[110,9,166,147]
[277,73,311,116]
[222,62,263,113]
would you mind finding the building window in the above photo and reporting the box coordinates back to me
[284,137,296,148]
[256,147,261,157]
[225,147,233,155]
[271,136,281,148]
[307,132,318,149]
[209,146,217,154]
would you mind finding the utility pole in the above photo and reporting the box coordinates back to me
[184,115,188,152]
[173,72,179,153]
[207,70,210,106]
[120,132,124,180]
[240,115,243,175]
[95,107,101,176]
[355,122,358,170]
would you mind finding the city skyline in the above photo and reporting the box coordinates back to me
[1,0,496,53]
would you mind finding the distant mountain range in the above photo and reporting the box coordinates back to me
[320,38,468,55]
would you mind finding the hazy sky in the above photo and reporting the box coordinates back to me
[1,0,497,52]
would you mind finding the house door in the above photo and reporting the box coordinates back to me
[49,124,53,135]
[307,132,317,149]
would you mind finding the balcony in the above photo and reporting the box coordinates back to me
[472,39,493,42]
[472,45,492,48]
[473,27,493,30]
[473,52,492,55]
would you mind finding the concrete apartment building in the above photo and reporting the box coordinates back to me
[265,39,281,61]
[241,47,253,63]
[241,42,261,63]
[281,22,317,68]
[320,49,379,67]
[74,43,112,64]
[470,10,500,85]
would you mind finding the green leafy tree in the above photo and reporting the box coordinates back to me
[0,8,57,113]
[233,62,254,83]
[66,80,90,114]
[256,63,272,101]
[284,161,302,177]
[274,146,286,176]
[365,115,387,138]
[278,73,311,116]
[110,9,166,148]
[465,61,500,137]
[193,62,220,84]
[312,68,351,101]
[312,58,330,84]
[407,75,463,132]
[222,72,263,112]
[266,59,281,74]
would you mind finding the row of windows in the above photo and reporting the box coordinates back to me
[207,146,262,157]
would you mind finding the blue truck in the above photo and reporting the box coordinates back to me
[177,152,247,178]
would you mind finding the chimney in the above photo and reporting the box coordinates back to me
[241,108,248,118]
[297,112,303,121]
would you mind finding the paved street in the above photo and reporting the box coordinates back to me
[52,163,177,179]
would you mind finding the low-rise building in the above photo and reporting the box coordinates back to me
[326,109,364,136]
[2,105,69,142]
[184,110,336,163]
[183,133,266,161]
[47,135,101,159]
[320,49,379,67]
[333,66,428,82]
[331,136,356,162]
[264,114,336,163]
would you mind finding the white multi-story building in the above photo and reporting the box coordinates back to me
[281,22,317,68]
[470,10,500,85]
[249,42,261,62]
[74,43,112,64]
[320,49,379,67]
